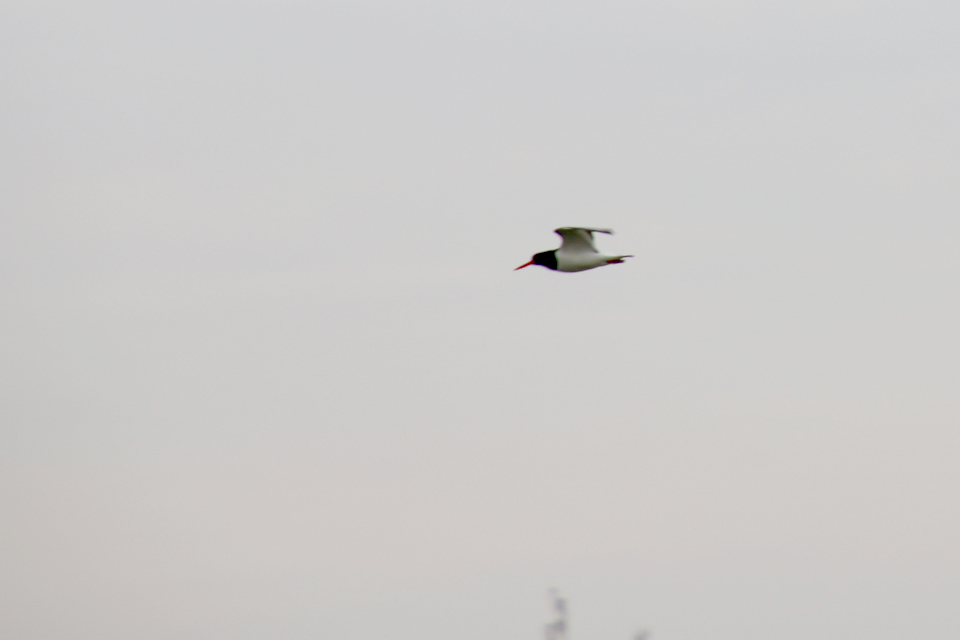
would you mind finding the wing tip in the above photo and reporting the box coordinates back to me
[554,226,614,235]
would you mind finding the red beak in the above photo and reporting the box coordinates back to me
[514,259,535,270]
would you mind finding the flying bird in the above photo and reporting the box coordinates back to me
[515,227,633,272]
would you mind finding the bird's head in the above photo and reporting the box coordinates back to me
[515,250,558,271]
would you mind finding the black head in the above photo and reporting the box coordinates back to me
[515,250,558,271]
[532,250,558,270]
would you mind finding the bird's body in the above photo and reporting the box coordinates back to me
[516,227,632,272]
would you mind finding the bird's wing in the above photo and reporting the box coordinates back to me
[554,227,613,254]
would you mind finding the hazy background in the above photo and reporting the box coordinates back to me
[3,1,960,638]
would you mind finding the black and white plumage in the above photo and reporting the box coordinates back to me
[515,227,633,272]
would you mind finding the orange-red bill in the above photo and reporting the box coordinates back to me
[514,259,535,270]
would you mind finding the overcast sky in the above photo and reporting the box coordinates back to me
[3,2,960,639]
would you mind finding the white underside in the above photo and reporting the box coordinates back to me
[556,251,629,272]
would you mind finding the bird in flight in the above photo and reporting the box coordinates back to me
[515,227,633,272]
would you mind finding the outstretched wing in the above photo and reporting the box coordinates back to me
[554,227,613,254]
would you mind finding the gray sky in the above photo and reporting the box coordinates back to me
[3,1,960,639]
